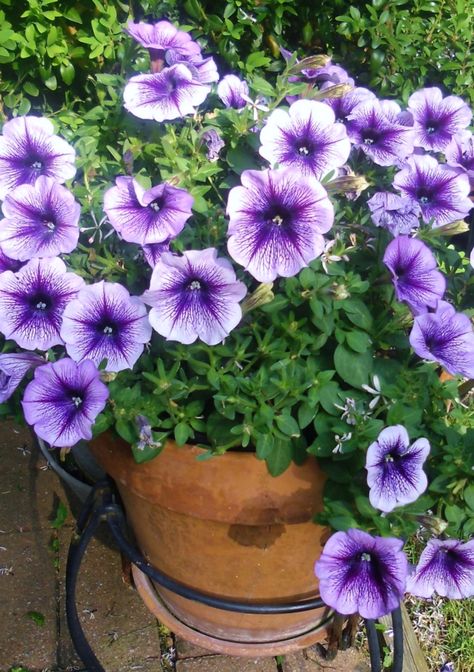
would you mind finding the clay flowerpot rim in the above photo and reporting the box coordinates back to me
[90,430,326,526]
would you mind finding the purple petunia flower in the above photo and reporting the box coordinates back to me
[393,155,473,227]
[445,131,474,188]
[0,246,23,273]
[125,20,201,59]
[0,352,44,403]
[123,64,210,122]
[366,425,430,512]
[259,100,351,179]
[407,87,472,152]
[165,50,219,85]
[135,414,162,452]
[61,281,152,373]
[142,241,171,268]
[346,99,414,166]
[0,257,84,350]
[226,168,334,282]
[383,236,446,313]
[202,128,225,161]
[0,116,76,200]
[367,192,421,236]
[103,177,193,246]
[407,538,474,599]
[0,176,80,260]
[323,86,376,125]
[409,300,474,378]
[217,74,249,109]
[314,529,408,619]
[142,248,247,345]
[22,358,109,448]
[302,61,353,86]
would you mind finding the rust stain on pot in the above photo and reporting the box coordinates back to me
[227,523,285,548]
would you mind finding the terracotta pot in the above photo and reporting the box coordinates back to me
[90,432,332,655]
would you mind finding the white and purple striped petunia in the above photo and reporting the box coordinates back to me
[123,64,210,122]
[142,241,171,268]
[217,74,249,109]
[0,176,80,260]
[393,154,473,227]
[314,529,408,619]
[367,192,421,236]
[165,50,219,85]
[383,236,446,314]
[366,425,430,513]
[444,131,474,188]
[407,87,472,152]
[142,248,247,346]
[0,257,84,350]
[103,176,193,246]
[0,352,44,403]
[125,20,201,59]
[226,168,334,282]
[346,99,414,166]
[22,358,109,447]
[322,86,376,126]
[407,538,474,599]
[0,116,76,200]
[61,281,152,373]
[259,100,351,179]
[409,300,474,378]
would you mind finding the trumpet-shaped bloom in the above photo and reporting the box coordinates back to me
[0,176,80,260]
[367,192,421,236]
[0,258,84,350]
[445,131,474,187]
[393,155,473,227]
[103,177,193,245]
[0,116,76,200]
[226,168,334,282]
[323,86,376,125]
[22,358,109,448]
[409,301,474,378]
[217,74,249,109]
[142,248,247,345]
[366,425,430,512]
[123,64,210,122]
[407,538,474,599]
[61,281,152,373]
[347,100,414,166]
[142,241,171,268]
[314,529,408,619]
[259,100,351,179]
[407,87,472,152]
[165,50,219,84]
[0,352,44,403]
[383,236,446,313]
[125,20,201,58]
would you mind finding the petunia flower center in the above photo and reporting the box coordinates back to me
[43,218,56,232]
[416,188,432,205]
[100,324,115,336]
[30,294,51,311]
[385,453,395,463]
[149,199,162,212]
[297,145,310,156]
[188,280,202,291]
[272,215,284,226]
[360,552,372,562]
[362,130,379,146]
[425,120,439,134]
[71,395,83,407]
[31,159,43,170]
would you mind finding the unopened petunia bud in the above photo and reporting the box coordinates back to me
[241,283,274,314]
[325,175,370,195]
[287,54,331,75]
[310,83,353,100]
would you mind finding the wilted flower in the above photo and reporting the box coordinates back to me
[347,99,414,166]
[22,358,109,447]
[142,248,247,345]
[407,538,474,599]
[367,191,421,236]
[135,414,162,452]
[103,177,193,246]
[407,87,472,152]
[366,425,430,512]
[0,176,80,260]
[409,300,474,378]
[393,155,473,227]
[0,116,76,200]
[123,64,210,122]
[0,352,44,403]
[383,236,446,314]
[314,529,408,619]
[226,168,334,282]
[217,74,249,109]
[61,281,152,373]
[202,128,225,161]
[259,100,351,179]
[0,257,84,350]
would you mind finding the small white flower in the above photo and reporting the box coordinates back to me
[334,397,357,425]
[361,374,383,409]
[333,432,352,453]
[241,93,269,121]
[321,237,349,274]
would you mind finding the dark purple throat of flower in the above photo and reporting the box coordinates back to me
[29,293,51,312]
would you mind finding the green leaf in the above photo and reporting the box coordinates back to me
[246,51,271,72]
[26,610,45,626]
[115,419,136,444]
[298,403,316,429]
[23,81,39,96]
[60,62,75,85]
[464,484,474,511]
[174,422,191,446]
[256,433,274,459]
[265,438,292,476]
[346,330,371,353]
[63,7,82,23]
[250,75,275,97]
[44,75,57,91]
[334,344,372,388]
[342,299,373,330]
[275,413,300,437]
